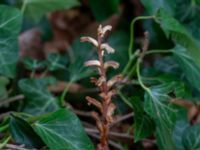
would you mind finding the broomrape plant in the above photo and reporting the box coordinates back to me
[81,25,122,150]
[2,1,200,150]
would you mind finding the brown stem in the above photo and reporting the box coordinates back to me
[96,30,110,150]
[82,25,117,150]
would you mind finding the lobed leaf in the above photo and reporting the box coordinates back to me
[173,45,200,92]
[33,109,95,150]
[0,5,22,78]
[18,78,59,115]
[22,0,80,22]
[131,97,155,142]
[182,123,200,150]
[9,115,44,148]
[88,0,119,21]
[155,8,200,68]
[144,83,178,150]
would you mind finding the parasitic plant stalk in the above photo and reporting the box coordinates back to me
[81,25,122,150]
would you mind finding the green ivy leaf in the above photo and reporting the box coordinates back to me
[142,0,200,47]
[172,107,189,150]
[22,0,80,22]
[155,8,200,68]
[88,0,119,21]
[33,108,95,150]
[131,97,155,142]
[18,78,59,115]
[23,57,45,70]
[46,53,67,71]
[154,56,180,75]
[106,31,129,73]
[68,38,95,82]
[173,45,200,92]
[182,123,200,150]
[144,83,178,150]
[141,0,176,16]
[141,0,197,22]
[0,5,22,78]
[9,115,44,148]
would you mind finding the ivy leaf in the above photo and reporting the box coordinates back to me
[182,123,200,150]
[174,82,192,99]
[173,45,200,92]
[9,115,44,148]
[33,109,95,150]
[144,83,178,150]
[155,8,200,68]
[172,108,189,150]
[154,56,180,75]
[22,0,80,22]
[88,0,119,21]
[106,31,129,73]
[68,38,95,82]
[131,97,155,142]
[23,57,45,70]
[18,78,59,115]
[0,5,22,78]
[141,0,176,16]
[46,53,67,71]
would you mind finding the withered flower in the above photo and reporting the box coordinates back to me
[101,43,115,54]
[104,61,119,70]
[84,60,101,67]
[80,36,98,47]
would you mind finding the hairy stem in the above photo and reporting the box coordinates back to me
[97,33,110,150]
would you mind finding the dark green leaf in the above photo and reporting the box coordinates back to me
[173,45,200,92]
[106,31,129,73]
[182,123,200,150]
[9,115,44,148]
[141,0,196,22]
[88,0,119,21]
[144,83,178,150]
[131,97,155,142]
[0,5,22,78]
[18,78,59,115]
[22,0,80,22]
[155,8,200,69]
[174,82,192,99]
[154,56,180,75]
[46,53,67,71]
[141,0,175,15]
[172,107,189,150]
[68,38,95,82]
[0,118,9,133]
[33,109,95,150]
[23,57,45,70]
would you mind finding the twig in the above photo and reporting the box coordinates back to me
[0,95,25,106]
[73,109,92,117]
[87,132,123,150]
[143,139,156,144]
[0,111,14,120]
[83,121,96,128]
[64,102,92,118]
[5,144,35,150]
[110,112,134,127]
[85,128,133,139]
